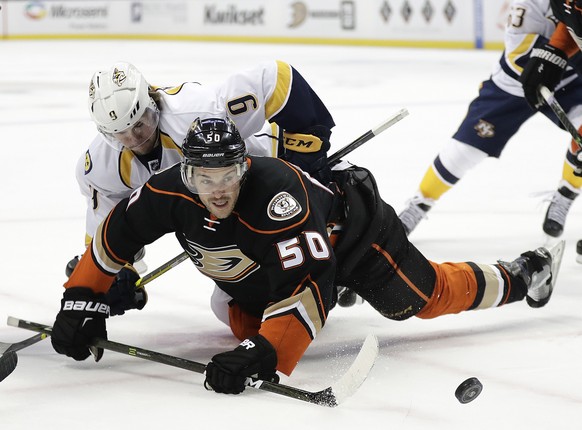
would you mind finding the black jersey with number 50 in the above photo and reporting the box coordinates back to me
[72,156,338,375]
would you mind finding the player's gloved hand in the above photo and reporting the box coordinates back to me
[51,287,109,361]
[520,44,568,110]
[279,125,332,185]
[107,265,148,316]
[204,335,279,394]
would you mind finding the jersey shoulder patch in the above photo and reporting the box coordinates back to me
[267,191,302,221]
[84,150,93,175]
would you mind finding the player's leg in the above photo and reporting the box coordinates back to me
[399,79,534,235]
[346,201,564,320]
[417,241,564,318]
[540,86,582,238]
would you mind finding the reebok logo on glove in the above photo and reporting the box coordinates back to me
[63,300,110,315]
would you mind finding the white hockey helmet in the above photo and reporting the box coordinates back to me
[88,62,159,151]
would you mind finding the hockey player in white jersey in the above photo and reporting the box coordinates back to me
[67,60,336,314]
[398,0,582,238]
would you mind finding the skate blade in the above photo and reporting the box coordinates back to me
[547,240,565,289]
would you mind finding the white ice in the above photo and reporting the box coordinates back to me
[1,40,581,429]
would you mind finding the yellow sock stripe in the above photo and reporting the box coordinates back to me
[419,166,452,200]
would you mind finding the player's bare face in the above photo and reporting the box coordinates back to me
[193,166,242,219]
[113,109,159,155]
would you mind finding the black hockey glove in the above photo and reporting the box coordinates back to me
[204,335,279,394]
[520,44,568,110]
[279,125,332,185]
[51,287,109,361]
[107,265,148,316]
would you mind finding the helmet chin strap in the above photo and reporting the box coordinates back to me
[152,128,161,149]
[130,128,161,155]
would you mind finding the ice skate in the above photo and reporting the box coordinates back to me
[543,185,578,238]
[398,194,434,236]
[499,240,565,308]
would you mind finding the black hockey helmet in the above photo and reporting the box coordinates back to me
[182,117,246,168]
[181,117,248,194]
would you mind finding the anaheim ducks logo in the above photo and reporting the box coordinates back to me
[268,192,302,221]
[183,239,259,282]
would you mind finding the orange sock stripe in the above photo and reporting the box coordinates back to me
[497,264,512,306]
[417,261,478,319]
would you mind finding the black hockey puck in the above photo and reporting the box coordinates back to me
[455,377,483,404]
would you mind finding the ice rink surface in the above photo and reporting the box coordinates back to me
[1,40,581,429]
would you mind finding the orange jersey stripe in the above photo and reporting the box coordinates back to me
[372,243,431,303]
[145,182,204,207]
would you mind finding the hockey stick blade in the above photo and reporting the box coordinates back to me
[328,108,409,165]
[326,333,379,405]
[9,317,378,407]
[247,333,378,406]
[0,331,47,382]
[0,351,17,383]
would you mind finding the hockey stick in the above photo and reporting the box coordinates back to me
[539,86,582,151]
[328,108,409,165]
[7,316,378,407]
[0,332,48,382]
[135,251,189,287]
[0,252,191,382]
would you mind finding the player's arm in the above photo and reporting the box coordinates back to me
[205,242,334,395]
[265,61,335,184]
[205,225,336,395]
[501,1,554,81]
[65,147,123,278]
[259,231,336,375]
[549,22,580,56]
[520,22,579,109]
[52,178,177,361]
[222,60,336,183]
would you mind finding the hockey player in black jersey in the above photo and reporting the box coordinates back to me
[52,117,565,395]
